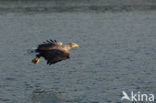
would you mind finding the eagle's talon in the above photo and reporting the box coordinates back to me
[32,57,40,64]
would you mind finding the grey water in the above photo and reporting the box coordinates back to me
[0,1,156,103]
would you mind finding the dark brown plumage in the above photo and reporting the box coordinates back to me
[32,39,79,65]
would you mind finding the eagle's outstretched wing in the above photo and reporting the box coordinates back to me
[36,39,63,51]
[39,49,70,65]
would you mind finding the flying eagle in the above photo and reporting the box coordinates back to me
[32,39,79,65]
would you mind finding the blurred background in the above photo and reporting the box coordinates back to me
[0,0,156,12]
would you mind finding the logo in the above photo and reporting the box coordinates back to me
[121,91,155,102]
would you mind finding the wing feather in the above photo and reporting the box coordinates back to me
[36,39,63,51]
[39,49,70,65]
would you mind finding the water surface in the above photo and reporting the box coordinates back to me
[0,2,156,103]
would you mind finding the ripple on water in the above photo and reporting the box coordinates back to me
[0,98,10,102]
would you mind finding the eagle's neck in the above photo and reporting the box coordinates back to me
[62,45,72,51]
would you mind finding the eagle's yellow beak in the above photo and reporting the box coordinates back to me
[74,44,79,48]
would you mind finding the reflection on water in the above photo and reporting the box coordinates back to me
[31,88,79,103]
[31,88,62,103]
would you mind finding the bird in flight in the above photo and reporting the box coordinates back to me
[32,39,79,65]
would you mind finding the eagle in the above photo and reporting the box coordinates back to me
[32,39,79,65]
